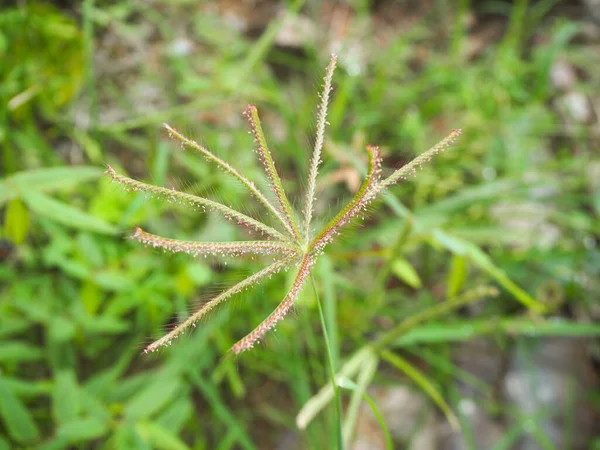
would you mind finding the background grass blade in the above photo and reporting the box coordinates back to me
[380,350,460,431]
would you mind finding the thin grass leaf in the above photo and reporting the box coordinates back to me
[303,55,337,243]
[296,347,375,429]
[340,352,380,448]
[132,227,300,258]
[188,369,257,450]
[432,229,546,312]
[124,375,183,421]
[319,256,340,369]
[338,375,393,450]
[145,255,299,353]
[372,285,499,350]
[489,409,556,450]
[381,349,460,431]
[163,124,290,232]
[0,166,102,206]
[244,105,302,241]
[134,422,189,450]
[392,318,600,347]
[312,274,344,450]
[106,166,287,241]
[22,191,118,235]
[0,376,40,443]
[231,253,313,354]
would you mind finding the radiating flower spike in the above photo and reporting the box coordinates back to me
[309,145,382,254]
[244,105,302,242]
[231,253,314,354]
[144,254,299,354]
[376,129,462,191]
[163,124,290,233]
[303,54,337,243]
[111,56,461,356]
[106,166,287,241]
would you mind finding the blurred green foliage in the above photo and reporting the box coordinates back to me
[1,1,599,449]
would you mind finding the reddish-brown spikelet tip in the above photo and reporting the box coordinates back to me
[243,105,257,116]
[366,145,379,155]
[105,165,116,178]
[132,226,143,238]
[452,129,463,137]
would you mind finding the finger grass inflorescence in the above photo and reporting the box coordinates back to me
[107,55,462,355]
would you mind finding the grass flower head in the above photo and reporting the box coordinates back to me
[107,55,462,354]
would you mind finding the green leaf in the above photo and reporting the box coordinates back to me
[432,229,546,312]
[0,437,10,450]
[57,418,108,443]
[93,270,135,292]
[0,341,43,363]
[391,318,600,346]
[446,254,466,298]
[135,421,189,450]
[0,376,40,443]
[125,376,182,421]
[391,258,422,289]
[22,191,118,235]
[0,317,30,339]
[156,398,193,434]
[372,286,499,350]
[72,131,103,164]
[186,263,212,286]
[3,198,30,244]
[48,317,76,343]
[80,281,103,316]
[188,369,257,450]
[52,370,80,425]
[0,166,102,206]
[1,377,52,399]
[78,315,128,335]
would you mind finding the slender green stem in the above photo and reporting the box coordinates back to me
[311,275,344,450]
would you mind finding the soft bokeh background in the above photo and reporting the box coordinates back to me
[1,1,599,449]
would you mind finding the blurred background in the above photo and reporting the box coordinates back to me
[1,0,600,448]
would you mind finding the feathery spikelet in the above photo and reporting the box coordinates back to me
[244,105,302,242]
[376,129,463,191]
[163,124,291,232]
[144,254,299,354]
[110,55,462,354]
[231,253,314,354]
[303,55,337,243]
[106,166,288,241]
[133,227,299,258]
[310,145,382,254]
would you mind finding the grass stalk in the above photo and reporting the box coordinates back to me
[311,275,344,450]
